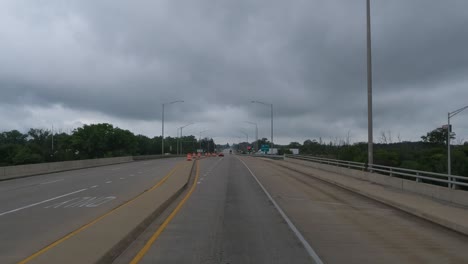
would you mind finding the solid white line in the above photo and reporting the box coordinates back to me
[0,188,88,217]
[40,179,64,185]
[237,157,324,264]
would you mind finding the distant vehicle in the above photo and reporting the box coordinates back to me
[229,150,232,154]
[218,153,224,157]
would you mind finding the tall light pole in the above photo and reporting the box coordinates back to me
[162,100,184,155]
[240,130,249,153]
[51,125,54,155]
[366,0,374,169]
[244,121,258,152]
[240,130,249,143]
[251,100,273,150]
[199,130,209,151]
[178,123,194,155]
[447,105,468,188]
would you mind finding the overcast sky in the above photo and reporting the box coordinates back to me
[1,0,468,145]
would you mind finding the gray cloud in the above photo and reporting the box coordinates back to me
[1,0,468,144]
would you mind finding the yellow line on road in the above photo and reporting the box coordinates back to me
[19,161,186,264]
[130,160,200,264]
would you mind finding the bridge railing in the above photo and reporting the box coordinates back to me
[285,155,468,189]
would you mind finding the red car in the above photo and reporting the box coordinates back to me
[218,153,224,157]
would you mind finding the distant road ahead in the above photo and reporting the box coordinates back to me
[0,158,183,264]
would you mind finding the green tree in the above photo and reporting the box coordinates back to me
[71,123,115,158]
[11,146,43,165]
[0,130,27,145]
[421,127,454,145]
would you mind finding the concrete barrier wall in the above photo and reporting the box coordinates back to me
[286,158,468,207]
[133,154,183,161]
[0,156,133,181]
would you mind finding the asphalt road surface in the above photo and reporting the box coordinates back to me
[123,155,314,264]
[241,156,468,264]
[118,155,468,264]
[0,157,183,264]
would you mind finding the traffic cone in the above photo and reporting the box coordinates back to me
[187,153,192,161]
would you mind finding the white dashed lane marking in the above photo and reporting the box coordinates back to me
[40,179,64,185]
[90,185,98,188]
[105,181,112,184]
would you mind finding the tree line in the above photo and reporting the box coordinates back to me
[290,128,468,176]
[235,128,468,177]
[0,123,216,166]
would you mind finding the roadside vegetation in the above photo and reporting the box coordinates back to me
[0,123,215,166]
[236,128,468,176]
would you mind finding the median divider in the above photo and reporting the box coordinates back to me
[1,155,185,182]
[264,158,468,237]
[1,157,134,181]
[23,160,196,264]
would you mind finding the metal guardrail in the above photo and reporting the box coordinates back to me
[285,155,468,189]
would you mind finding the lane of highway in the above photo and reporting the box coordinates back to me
[241,157,468,264]
[0,158,183,264]
[118,154,313,264]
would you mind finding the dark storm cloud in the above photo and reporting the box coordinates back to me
[1,0,468,142]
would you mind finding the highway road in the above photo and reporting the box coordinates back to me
[116,154,314,264]
[0,157,183,264]
[117,155,468,264]
[3,155,468,264]
[241,156,468,264]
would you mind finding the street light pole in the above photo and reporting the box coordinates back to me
[178,123,194,155]
[240,130,248,143]
[161,100,184,155]
[447,105,468,188]
[366,0,374,169]
[251,100,274,150]
[244,121,258,152]
[51,125,54,155]
[177,127,179,155]
[240,131,249,152]
[199,130,209,152]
